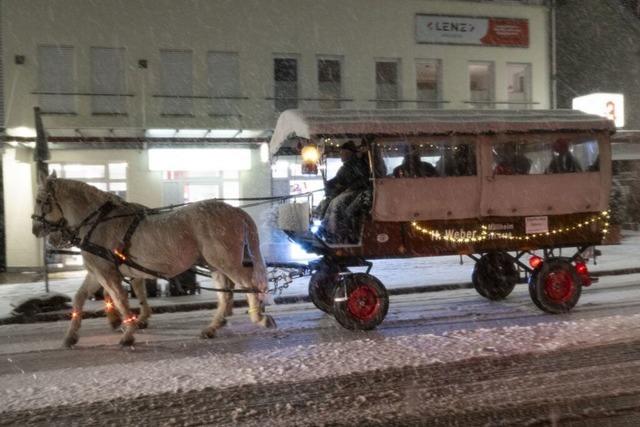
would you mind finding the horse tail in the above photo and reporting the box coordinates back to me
[243,214,268,296]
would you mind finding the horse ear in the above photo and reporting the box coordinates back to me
[49,170,57,179]
[37,168,49,186]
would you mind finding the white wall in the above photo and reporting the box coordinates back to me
[3,149,40,267]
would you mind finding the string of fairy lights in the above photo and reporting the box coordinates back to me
[410,211,610,244]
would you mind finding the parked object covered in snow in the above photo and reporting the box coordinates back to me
[270,109,615,330]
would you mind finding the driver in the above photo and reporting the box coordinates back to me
[317,140,370,242]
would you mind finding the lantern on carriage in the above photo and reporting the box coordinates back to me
[300,142,320,175]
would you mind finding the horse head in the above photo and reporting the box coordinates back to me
[32,169,68,238]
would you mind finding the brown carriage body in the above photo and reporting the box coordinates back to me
[270,109,613,259]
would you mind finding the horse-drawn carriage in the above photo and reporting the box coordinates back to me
[32,108,614,346]
[270,109,614,330]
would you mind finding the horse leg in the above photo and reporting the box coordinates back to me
[245,291,277,329]
[99,273,138,347]
[103,291,122,330]
[223,275,235,317]
[224,267,276,329]
[200,272,233,339]
[63,273,96,348]
[130,278,151,329]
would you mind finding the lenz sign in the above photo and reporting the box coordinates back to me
[416,14,529,47]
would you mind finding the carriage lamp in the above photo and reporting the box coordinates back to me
[529,255,543,269]
[104,300,114,312]
[71,311,80,319]
[301,143,320,175]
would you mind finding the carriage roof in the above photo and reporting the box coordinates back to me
[269,109,615,155]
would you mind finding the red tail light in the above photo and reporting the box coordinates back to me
[529,255,543,269]
[575,261,592,287]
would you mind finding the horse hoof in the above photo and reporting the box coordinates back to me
[137,320,148,330]
[260,315,277,329]
[200,328,216,339]
[63,334,78,348]
[120,335,135,347]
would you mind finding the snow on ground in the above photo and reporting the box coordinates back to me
[1,312,640,413]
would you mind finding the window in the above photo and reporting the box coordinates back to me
[468,61,494,109]
[37,45,75,113]
[162,170,241,206]
[90,47,127,115]
[376,60,400,109]
[375,138,476,178]
[160,50,193,115]
[507,63,532,110]
[416,60,441,108]
[318,57,342,109]
[271,156,327,206]
[274,57,298,112]
[48,162,127,198]
[208,51,240,116]
[491,136,600,176]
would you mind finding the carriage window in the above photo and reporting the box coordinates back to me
[374,138,476,178]
[492,136,599,175]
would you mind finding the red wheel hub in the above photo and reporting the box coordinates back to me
[347,285,380,322]
[544,270,575,303]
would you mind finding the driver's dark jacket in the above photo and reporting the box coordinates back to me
[325,156,370,198]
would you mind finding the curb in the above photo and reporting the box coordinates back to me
[3,267,640,326]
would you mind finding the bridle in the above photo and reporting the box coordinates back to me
[31,181,71,236]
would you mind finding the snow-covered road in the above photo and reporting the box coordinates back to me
[1,274,640,425]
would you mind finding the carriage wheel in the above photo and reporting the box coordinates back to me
[332,273,389,330]
[529,258,582,314]
[308,262,340,314]
[471,252,519,301]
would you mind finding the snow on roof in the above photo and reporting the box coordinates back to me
[269,109,615,155]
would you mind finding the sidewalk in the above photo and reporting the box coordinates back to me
[2,230,640,324]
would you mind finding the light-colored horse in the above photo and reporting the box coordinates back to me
[32,172,274,347]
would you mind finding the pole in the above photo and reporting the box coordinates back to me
[33,107,50,292]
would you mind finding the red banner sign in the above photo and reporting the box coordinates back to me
[416,15,529,48]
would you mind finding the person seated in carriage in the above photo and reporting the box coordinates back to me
[316,140,371,243]
[493,142,532,175]
[435,143,477,176]
[393,150,439,178]
[546,137,582,174]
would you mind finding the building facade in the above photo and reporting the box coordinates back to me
[1,0,551,270]
[555,0,640,227]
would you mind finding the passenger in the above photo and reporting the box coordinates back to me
[494,143,532,175]
[436,144,476,176]
[453,144,476,176]
[393,152,438,178]
[546,138,582,174]
[317,140,370,243]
